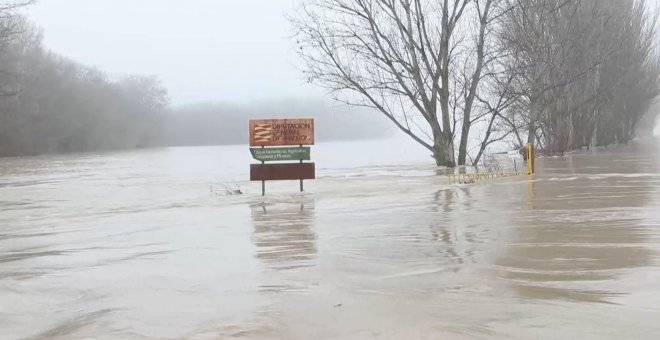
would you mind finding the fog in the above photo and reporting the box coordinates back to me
[163,98,394,147]
[0,0,396,158]
[23,0,660,160]
[27,0,316,105]
[3,1,660,339]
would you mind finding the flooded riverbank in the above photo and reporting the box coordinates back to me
[1,139,660,339]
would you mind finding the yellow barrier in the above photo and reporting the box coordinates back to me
[448,144,535,184]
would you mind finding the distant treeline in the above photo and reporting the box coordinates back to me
[500,0,660,154]
[162,100,392,147]
[0,14,168,157]
[0,9,390,157]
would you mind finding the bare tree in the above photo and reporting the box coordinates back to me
[291,0,505,167]
[454,0,505,165]
[0,18,170,157]
[470,71,516,165]
[498,0,660,154]
[0,1,33,96]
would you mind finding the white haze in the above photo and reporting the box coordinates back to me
[24,0,660,149]
[26,0,660,108]
[27,0,320,105]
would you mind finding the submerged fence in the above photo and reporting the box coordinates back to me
[448,144,536,184]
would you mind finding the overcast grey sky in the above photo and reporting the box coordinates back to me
[27,0,320,105]
[25,0,660,107]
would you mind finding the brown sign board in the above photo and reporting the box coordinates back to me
[249,119,315,147]
[250,163,316,181]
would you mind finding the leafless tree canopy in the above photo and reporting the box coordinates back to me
[292,0,508,166]
[498,0,660,155]
[292,0,660,166]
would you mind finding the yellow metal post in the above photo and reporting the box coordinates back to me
[526,144,535,175]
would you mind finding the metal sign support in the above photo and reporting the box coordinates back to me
[299,144,304,192]
[261,145,265,196]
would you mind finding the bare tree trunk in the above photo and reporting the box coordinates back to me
[438,0,455,167]
[457,120,470,166]
[430,121,453,167]
[443,131,456,167]
[457,0,492,166]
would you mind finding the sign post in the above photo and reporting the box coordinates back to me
[299,144,303,192]
[261,146,265,196]
[249,119,315,195]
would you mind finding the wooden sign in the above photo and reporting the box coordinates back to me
[249,119,315,147]
[249,118,315,195]
[250,163,316,181]
[250,147,311,162]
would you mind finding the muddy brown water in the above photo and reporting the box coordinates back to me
[1,139,659,339]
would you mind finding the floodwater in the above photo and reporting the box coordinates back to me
[1,138,660,339]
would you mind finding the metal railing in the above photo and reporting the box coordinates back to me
[448,144,535,184]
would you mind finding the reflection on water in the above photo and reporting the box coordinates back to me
[250,200,317,271]
[250,199,317,298]
[1,141,660,338]
[429,187,484,267]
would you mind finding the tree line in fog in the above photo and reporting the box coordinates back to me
[500,0,659,155]
[292,0,660,166]
[0,3,168,157]
[1,1,658,162]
